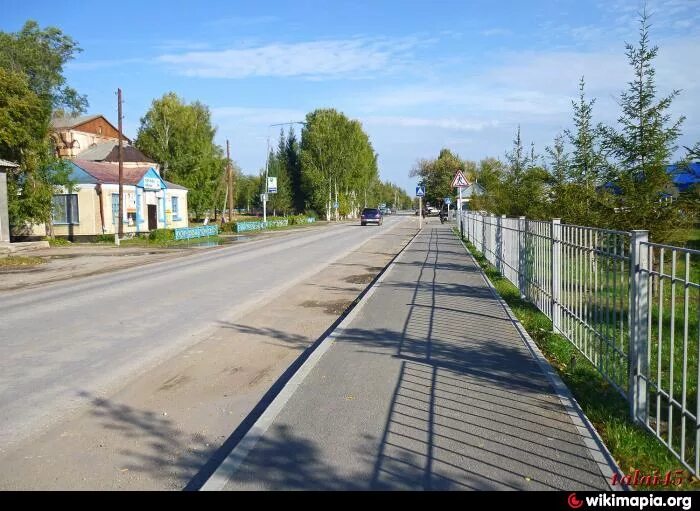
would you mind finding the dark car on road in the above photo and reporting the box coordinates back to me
[361,208,383,226]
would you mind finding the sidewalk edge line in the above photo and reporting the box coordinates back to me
[453,231,627,492]
[199,223,422,491]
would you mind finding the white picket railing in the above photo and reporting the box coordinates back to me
[459,211,699,476]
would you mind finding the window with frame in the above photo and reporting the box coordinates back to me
[52,194,79,224]
[112,193,119,225]
[171,196,179,219]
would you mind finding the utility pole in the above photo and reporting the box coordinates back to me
[227,140,233,222]
[117,88,124,242]
[263,137,269,223]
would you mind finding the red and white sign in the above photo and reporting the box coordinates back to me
[452,170,470,188]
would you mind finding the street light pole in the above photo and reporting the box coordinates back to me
[263,136,269,223]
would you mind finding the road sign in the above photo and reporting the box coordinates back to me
[267,176,278,193]
[444,197,452,205]
[415,186,425,197]
[334,201,339,209]
[260,193,268,202]
[451,170,469,188]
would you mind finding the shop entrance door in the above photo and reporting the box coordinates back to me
[148,204,157,231]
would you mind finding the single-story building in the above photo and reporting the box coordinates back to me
[28,159,188,240]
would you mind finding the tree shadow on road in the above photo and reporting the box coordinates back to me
[184,224,611,490]
[77,391,215,489]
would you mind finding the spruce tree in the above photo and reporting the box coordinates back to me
[604,10,686,241]
[286,127,304,213]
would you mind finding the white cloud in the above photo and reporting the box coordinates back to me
[363,116,498,132]
[158,37,420,79]
[212,106,308,127]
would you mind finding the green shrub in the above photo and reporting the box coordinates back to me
[148,228,175,242]
[44,237,71,246]
[95,234,115,243]
[220,222,236,233]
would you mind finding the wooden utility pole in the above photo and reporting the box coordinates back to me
[117,88,124,239]
[227,140,233,222]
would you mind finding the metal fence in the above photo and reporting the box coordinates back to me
[460,211,699,475]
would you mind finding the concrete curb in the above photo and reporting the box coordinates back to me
[453,231,627,492]
[199,224,423,491]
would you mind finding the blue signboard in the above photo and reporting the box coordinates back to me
[444,197,452,205]
[416,186,425,197]
[334,201,339,209]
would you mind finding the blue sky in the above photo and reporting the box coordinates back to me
[2,0,699,193]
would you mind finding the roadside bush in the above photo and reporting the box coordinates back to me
[220,222,235,233]
[44,237,71,246]
[148,228,175,242]
[288,214,316,225]
[95,234,114,243]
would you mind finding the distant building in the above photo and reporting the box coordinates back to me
[667,162,700,195]
[461,182,486,209]
[27,160,188,241]
[599,162,700,198]
[50,114,130,159]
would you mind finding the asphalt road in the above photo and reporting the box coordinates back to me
[0,216,410,452]
[210,223,611,491]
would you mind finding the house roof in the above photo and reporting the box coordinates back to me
[78,142,155,163]
[668,162,700,191]
[0,159,19,169]
[164,180,188,190]
[462,182,486,198]
[69,160,188,191]
[72,160,154,186]
[50,114,130,142]
[50,114,103,129]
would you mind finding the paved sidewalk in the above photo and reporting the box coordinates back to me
[212,222,612,491]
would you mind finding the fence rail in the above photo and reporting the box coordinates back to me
[460,211,699,475]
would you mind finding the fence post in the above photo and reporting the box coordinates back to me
[629,230,649,424]
[551,219,562,333]
[518,216,526,299]
[500,214,507,274]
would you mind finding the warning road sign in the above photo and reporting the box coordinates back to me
[451,170,469,188]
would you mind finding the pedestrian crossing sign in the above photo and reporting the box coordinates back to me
[452,170,469,188]
[416,186,425,197]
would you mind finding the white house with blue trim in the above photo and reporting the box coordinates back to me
[28,159,189,240]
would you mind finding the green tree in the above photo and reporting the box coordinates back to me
[470,158,506,212]
[135,93,226,220]
[545,133,571,219]
[559,77,614,226]
[0,21,87,115]
[267,129,293,215]
[286,127,304,213]
[603,10,688,242]
[410,148,470,208]
[300,109,377,219]
[0,21,85,233]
